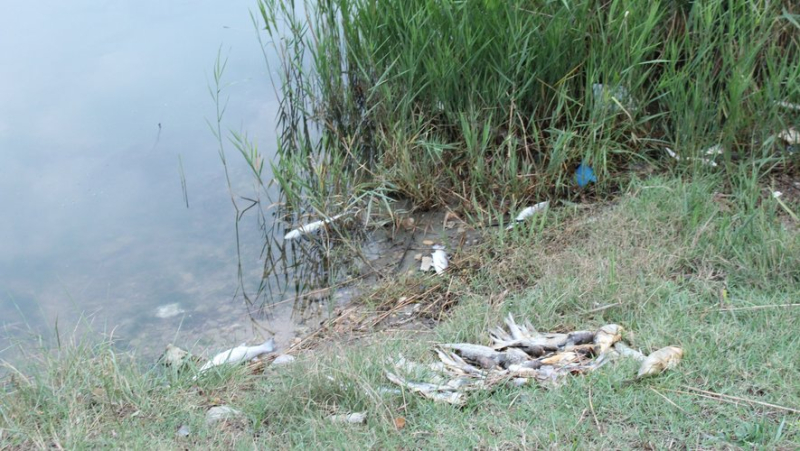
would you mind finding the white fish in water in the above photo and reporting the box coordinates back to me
[431,245,448,275]
[196,338,276,376]
[507,201,549,230]
[284,213,347,240]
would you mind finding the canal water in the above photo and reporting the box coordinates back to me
[0,1,326,361]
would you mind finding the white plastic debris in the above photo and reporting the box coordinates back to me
[772,191,783,199]
[507,201,549,230]
[776,100,800,111]
[704,144,724,156]
[431,245,448,275]
[284,212,347,240]
[665,147,718,167]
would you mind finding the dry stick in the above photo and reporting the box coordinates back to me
[582,302,621,314]
[720,303,800,312]
[675,386,800,414]
[588,387,604,435]
[650,388,688,414]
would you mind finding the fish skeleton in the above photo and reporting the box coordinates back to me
[195,338,276,377]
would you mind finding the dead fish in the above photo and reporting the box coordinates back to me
[637,346,683,379]
[440,343,502,364]
[196,338,276,377]
[385,371,464,405]
[506,201,550,230]
[540,351,578,366]
[431,245,448,275]
[566,331,596,346]
[613,342,645,362]
[284,212,347,240]
[594,324,623,354]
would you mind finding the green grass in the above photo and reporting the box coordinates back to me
[3,175,798,449]
[257,0,799,212]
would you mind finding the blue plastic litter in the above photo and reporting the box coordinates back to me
[575,163,597,187]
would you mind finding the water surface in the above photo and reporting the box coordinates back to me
[0,1,317,359]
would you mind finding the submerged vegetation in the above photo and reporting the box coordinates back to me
[3,0,800,448]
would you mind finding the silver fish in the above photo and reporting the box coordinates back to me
[196,338,276,377]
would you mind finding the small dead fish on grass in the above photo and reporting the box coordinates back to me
[594,324,623,354]
[637,346,683,379]
[194,338,276,379]
[385,371,465,405]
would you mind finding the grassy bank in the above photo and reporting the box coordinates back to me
[3,0,799,448]
[2,175,798,448]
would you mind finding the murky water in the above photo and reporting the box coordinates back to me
[0,1,331,361]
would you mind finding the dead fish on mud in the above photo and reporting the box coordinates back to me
[194,338,276,379]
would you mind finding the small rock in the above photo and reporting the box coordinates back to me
[422,239,435,246]
[161,344,190,367]
[328,412,367,425]
[413,253,423,261]
[420,256,433,272]
[205,406,243,426]
[272,354,296,366]
[176,424,191,437]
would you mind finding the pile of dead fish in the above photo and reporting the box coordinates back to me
[385,314,683,405]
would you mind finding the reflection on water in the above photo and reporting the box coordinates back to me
[0,1,341,362]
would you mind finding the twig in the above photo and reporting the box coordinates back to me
[588,387,603,435]
[674,386,800,414]
[720,303,800,312]
[582,302,621,314]
[650,388,688,414]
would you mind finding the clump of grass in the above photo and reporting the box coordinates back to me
[257,0,799,211]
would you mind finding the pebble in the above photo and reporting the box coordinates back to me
[205,406,243,426]
[422,239,435,246]
[176,424,191,437]
[328,412,367,425]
